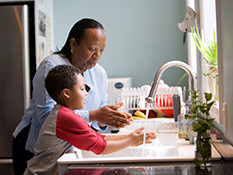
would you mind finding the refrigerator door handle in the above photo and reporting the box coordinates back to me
[21,5,30,111]
[0,159,13,164]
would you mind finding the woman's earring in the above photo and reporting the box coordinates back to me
[71,49,73,54]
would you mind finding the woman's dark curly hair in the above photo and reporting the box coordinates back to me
[55,18,104,59]
[45,65,81,102]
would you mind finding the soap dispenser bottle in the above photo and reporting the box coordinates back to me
[178,103,189,139]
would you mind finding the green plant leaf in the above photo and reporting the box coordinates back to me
[206,118,215,125]
[177,73,188,86]
[207,101,215,111]
[191,19,218,67]
[190,106,198,114]
[185,114,197,120]
[188,89,199,101]
[199,106,206,114]
[204,92,212,101]
[188,90,215,133]
[192,122,201,131]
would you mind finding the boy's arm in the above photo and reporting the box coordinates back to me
[101,127,157,154]
[104,134,128,141]
[101,136,133,154]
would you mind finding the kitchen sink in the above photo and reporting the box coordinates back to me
[57,120,221,175]
[79,133,181,159]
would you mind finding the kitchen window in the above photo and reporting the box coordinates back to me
[187,0,219,122]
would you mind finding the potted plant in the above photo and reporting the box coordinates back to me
[191,20,218,100]
[185,89,215,168]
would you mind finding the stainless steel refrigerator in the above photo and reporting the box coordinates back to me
[0,2,36,174]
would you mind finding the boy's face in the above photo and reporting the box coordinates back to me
[68,74,87,110]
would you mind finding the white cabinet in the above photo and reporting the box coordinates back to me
[216,0,233,144]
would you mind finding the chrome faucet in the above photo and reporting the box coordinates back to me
[145,60,197,103]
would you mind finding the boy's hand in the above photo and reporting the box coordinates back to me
[129,127,157,146]
[145,132,157,144]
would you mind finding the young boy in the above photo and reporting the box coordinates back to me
[24,65,156,175]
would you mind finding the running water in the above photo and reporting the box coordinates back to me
[142,104,151,156]
[145,167,149,175]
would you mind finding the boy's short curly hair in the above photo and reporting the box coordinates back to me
[45,65,81,102]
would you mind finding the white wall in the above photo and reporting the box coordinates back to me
[53,0,188,88]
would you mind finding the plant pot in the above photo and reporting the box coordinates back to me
[195,131,212,168]
[201,65,218,101]
[207,66,218,101]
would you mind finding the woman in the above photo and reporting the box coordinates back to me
[12,18,132,175]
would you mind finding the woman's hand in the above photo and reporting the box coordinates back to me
[89,102,133,128]
[129,127,157,147]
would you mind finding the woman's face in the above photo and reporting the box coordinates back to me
[70,28,106,73]
[69,74,88,110]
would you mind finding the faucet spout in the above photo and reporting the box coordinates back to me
[146,61,197,103]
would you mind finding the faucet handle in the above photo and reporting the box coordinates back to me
[145,97,155,104]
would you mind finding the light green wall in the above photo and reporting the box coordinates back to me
[53,0,188,87]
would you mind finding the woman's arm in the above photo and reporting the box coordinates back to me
[33,59,56,125]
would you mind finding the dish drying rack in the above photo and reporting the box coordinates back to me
[119,81,183,114]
